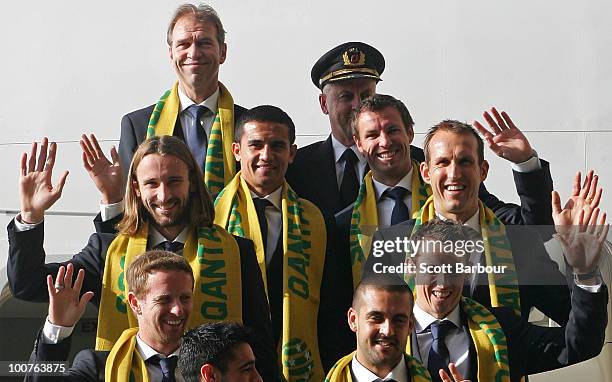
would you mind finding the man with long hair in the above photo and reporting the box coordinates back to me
[8,135,278,380]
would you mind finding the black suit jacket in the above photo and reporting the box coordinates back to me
[118,103,246,175]
[412,286,608,382]
[7,220,278,382]
[364,220,572,325]
[287,135,555,233]
[27,329,109,381]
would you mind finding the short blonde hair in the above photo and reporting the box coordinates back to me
[126,250,194,298]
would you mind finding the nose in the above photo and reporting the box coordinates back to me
[157,183,170,202]
[447,161,460,180]
[379,319,393,336]
[170,300,184,317]
[253,371,263,382]
[187,41,201,59]
[379,130,391,148]
[259,144,271,161]
[350,96,361,110]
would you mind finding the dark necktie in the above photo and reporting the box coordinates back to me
[339,149,359,209]
[159,241,184,254]
[147,355,178,382]
[253,198,272,254]
[383,187,411,225]
[428,321,454,382]
[185,104,209,170]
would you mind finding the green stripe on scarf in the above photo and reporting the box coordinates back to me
[96,223,243,351]
[349,162,431,288]
[410,196,521,315]
[324,351,432,382]
[214,173,326,382]
[146,82,236,195]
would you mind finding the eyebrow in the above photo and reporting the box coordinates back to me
[238,360,257,370]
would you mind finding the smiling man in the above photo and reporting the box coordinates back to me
[27,251,195,381]
[7,136,278,381]
[407,219,608,382]
[325,275,434,382]
[118,4,245,196]
[362,120,606,325]
[214,105,353,380]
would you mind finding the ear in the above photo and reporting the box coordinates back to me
[480,159,489,183]
[219,43,227,65]
[168,45,174,62]
[231,142,241,161]
[127,292,141,316]
[406,127,414,145]
[407,313,415,334]
[347,307,358,333]
[201,364,217,382]
[420,161,431,185]
[133,179,141,198]
[288,144,297,164]
[319,93,329,115]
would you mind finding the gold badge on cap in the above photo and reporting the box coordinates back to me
[342,47,366,67]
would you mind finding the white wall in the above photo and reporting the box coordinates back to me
[0,0,610,375]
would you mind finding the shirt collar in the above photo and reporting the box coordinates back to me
[371,167,414,202]
[435,209,480,232]
[178,86,220,113]
[330,134,365,165]
[249,186,283,211]
[136,333,180,361]
[351,353,408,382]
[413,302,462,334]
[148,225,191,249]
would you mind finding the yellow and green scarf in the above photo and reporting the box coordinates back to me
[349,162,431,288]
[411,197,521,315]
[407,298,511,382]
[324,351,432,382]
[96,223,243,351]
[104,328,148,382]
[214,173,327,382]
[146,81,236,195]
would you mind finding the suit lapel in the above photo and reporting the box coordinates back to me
[316,136,342,213]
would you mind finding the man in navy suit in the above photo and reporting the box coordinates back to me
[27,251,195,381]
[118,4,246,178]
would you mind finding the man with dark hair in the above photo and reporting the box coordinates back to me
[7,136,278,380]
[325,276,434,382]
[179,322,262,382]
[337,94,557,290]
[363,115,603,325]
[27,251,195,381]
[406,219,608,382]
[214,105,353,380]
[286,42,554,229]
[119,3,246,196]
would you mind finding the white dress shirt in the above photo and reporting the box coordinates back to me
[249,186,283,265]
[371,169,413,229]
[351,353,408,382]
[42,320,184,382]
[178,86,219,142]
[331,134,368,188]
[412,303,470,378]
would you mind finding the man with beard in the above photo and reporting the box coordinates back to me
[7,136,278,381]
[26,251,195,381]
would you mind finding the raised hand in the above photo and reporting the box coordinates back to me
[439,363,470,382]
[552,170,602,231]
[555,207,609,275]
[80,133,124,204]
[19,137,69,224]
[472,107,534,164]
[46,263,94,327]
